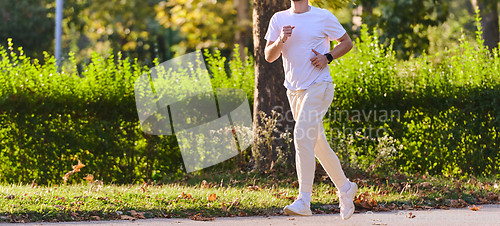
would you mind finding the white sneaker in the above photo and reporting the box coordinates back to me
[337,180,358,220]
[283,198,312,216]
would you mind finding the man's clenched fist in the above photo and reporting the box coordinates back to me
[279,25,295,43]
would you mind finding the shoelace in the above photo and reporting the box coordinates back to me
[338,192,350,208]
[292,198,308,210]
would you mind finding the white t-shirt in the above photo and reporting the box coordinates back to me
[264,6,346,90]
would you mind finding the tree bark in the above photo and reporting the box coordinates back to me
[478,0,499,51]
[234,0,251,58]
[252,0,294,171]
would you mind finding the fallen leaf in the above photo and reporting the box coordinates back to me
[407,212,416,218]
[4,195,15,200]
[468,205,483,211]
[63,160,86,183]
[73,160,86,171]
[54,205,65,210]
[191,213,215,221]
[83,174,94,183]
[373,206,390,212]
[289,218,295,220]
[131,210,146,219]
[201,180,210,189]
[120,215,136,221]
[324,190,335,195]
[439,205,451,210]
[178,192,192,199]
[97,197,109,201]
[247,185,262,191]
[90,216,100,221]
[486,192,499,201]
[238,211,247,217]
[208,193,217,202]
[30,180,37,188]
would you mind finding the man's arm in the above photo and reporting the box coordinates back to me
[265,39,284,63]
[329,33,353,60]
[310,33,353,68]
[265,25,295,63]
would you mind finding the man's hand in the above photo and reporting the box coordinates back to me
[265,25,295,63]
[280,25,295,43]
[310,49,329,68]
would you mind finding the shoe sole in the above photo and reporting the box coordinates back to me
[283,206,312,216]
[342,182,358,220]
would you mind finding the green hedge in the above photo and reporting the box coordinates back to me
[0,41,254,184]
[328,21,500,176]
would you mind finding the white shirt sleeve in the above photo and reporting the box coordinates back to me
[324,12,346,41]
[264,14,280,42]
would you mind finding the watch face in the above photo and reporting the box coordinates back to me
[326,53,333,62]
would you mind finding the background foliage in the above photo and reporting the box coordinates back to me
[2,0,495,65]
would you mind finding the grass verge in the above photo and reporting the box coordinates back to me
[1,167,499,223]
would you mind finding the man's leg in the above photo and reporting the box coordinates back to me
[287,82,333,194]
[314,120,348,187]
[283,82,330,216]
[313,82,348,189]
[311,83,357,220]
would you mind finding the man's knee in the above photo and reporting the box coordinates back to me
[294,126,318,140]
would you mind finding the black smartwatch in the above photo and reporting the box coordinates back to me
[324,53,334,64]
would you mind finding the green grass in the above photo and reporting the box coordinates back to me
[1,168,499,223]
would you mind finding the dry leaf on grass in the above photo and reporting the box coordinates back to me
[120,215,136,221]
[354,192,378,210]
[324,190,336,195]
[54,205,65,210]
[201,180,216,189]
[178,192,192,200]
[63,160,86,183]
[4,195,15,200]
[191,213,215,221]
[30,180,37,188]
[238,211,247,217]
[486,192,499,201]
[208,193,217,202]
[90,216,100,221]
[468,205,483,211]
[247,185,262,191]
[131,210,146,219]
[83,174,94,183]
[273,191,296,201]
[450,199,469,208]
[439,205,451,210]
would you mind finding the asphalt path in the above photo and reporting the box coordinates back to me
[2,205,499,226]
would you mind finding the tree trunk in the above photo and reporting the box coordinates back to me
[478,0,499,51]
[234,0,251,58]
[252,0,294,171]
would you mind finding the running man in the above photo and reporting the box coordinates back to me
[264,0,358,219]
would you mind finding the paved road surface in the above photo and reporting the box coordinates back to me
[2,205,499,226]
